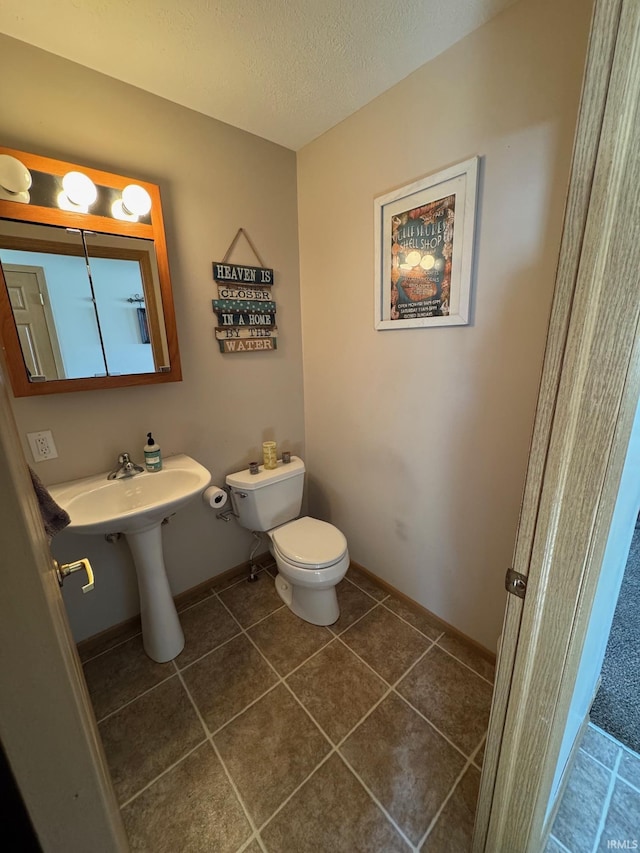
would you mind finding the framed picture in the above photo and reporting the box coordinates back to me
[374,156,479,330]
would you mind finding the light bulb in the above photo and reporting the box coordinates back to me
[62,171,97,207]
[122,184,152,217]
[0,154,32,204]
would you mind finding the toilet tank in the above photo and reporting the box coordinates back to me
[225,456,305,532]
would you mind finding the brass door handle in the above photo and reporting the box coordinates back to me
[54,558,95,593]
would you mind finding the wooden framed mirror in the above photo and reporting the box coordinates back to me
[0,147,181,396]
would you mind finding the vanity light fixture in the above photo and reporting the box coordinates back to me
[59,171,97,211]
[111,184,152,222]
[122,184,152,217]
[0,154,32,204]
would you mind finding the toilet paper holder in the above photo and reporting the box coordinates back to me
[203,485,238,522]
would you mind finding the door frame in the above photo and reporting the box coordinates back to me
[474,0,640,848]
[0,349,128,850]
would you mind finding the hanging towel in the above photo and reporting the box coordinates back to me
[29,467,70,541]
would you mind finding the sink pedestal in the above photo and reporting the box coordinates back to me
[125,524,184,663]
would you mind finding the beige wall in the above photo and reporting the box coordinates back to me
[297,0,592,650]
[0,34,304,640]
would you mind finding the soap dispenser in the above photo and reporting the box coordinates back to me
[144,432,162,471]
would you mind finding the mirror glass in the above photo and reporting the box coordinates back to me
[0,146,181,396]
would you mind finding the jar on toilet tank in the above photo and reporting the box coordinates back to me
[262,441,277,469]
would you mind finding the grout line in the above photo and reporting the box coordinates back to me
[209,682,281,737]
[95,672,177,724]
[118,736,208,809]
[616,772,640,795]
[330,632,474,762]
[336,751,417,851]
[243,603,287,630]
[257,750,337,834]
[393,690,472,763]
[172,661,267,853]
[417,753,476,850]
[80,629,143,664]
[576,745,618,775]
[329,600,381,637]
[433,639,495,687]
[273,633,336,681]
[176,627,244,673]
[343,573,390,604]
[548,835,572,853]
[378,597,445,644]
[591,749,622,853]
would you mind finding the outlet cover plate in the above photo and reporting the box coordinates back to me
[27,430,58,462]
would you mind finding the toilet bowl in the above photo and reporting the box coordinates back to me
[268,517,349,625]
[224,457,349,626]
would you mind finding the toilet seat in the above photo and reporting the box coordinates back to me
[271,516,347,569]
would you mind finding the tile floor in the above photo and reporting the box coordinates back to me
[81,563,495,852]
[546,723,640,853]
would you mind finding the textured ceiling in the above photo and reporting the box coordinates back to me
[0,0,515,150]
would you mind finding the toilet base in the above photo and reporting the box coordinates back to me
[275,573,339,626]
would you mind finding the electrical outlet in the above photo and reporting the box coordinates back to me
[27,430,58,462]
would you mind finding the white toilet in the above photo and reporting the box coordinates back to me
[225,457,349,625]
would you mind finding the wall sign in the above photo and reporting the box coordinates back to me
[212,262,273,284]
[211,228,279,354]
[219,338,277,353]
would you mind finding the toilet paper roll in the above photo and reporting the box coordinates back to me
[203,486,228,510]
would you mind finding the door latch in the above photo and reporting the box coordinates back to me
[505,567,527,600]
[54,558,95,593]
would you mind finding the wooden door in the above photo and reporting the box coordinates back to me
[0,349,128,850]
[4,263,65,379]
[474,0,640,849]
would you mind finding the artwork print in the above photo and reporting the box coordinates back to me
[390,194,455,321]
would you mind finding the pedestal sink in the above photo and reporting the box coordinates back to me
[50,454,211,662]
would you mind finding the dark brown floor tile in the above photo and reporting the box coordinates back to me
[122,743,251,852]
[341,606,430,684]
[242,842,262,853]
[347,566,388,601]
[83,634,172,720]
[219,574,283,626]
[248,607,333,676]
[99,676,204,804]
[397,646,493,756]
[475,739,485,768]
[261,753,409,852]
[78,619,141,663]
[287,640,387,743]
[214,684,330,827]
[341,693,466,844]
[421,765,480,852]
[384,596,443,641]
[182,634,278,733]
[437,634,495,682]
[329,580,379,635]
[176,595,241,668]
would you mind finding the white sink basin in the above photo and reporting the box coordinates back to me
[50,453,211,535]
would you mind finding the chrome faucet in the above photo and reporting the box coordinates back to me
[107,452,145,480]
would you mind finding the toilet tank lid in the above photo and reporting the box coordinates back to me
[226,456,305,490]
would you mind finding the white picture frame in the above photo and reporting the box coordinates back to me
[374,156,479,330]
